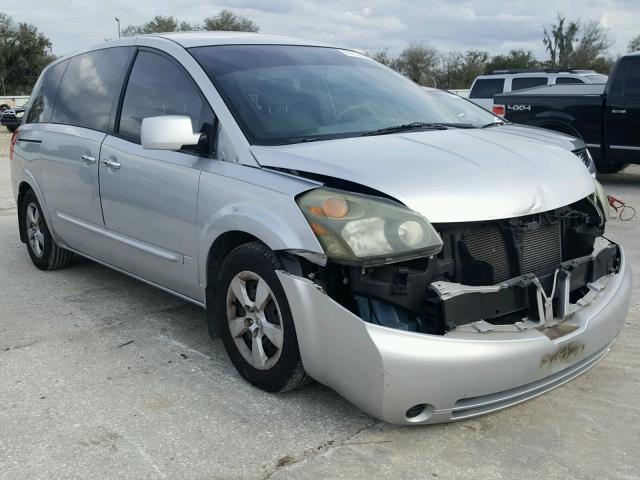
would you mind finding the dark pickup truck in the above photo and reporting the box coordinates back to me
[495,52,640,173]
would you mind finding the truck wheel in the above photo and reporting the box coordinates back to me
[6,125,17,133]
[597,163,628,174]
[214,242,311,392]
[20,190,74,270]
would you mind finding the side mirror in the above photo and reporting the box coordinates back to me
[141,115,202,151]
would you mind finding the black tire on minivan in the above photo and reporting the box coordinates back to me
[20,189,74,270]
[213,242,311,392]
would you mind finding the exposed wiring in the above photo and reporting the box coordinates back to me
[608,195,636,221]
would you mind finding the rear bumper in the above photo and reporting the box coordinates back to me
[1,117,21,128]
[277,247,631,425]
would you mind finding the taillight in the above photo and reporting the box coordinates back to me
[9,127,19,161]
[492,104,505,117]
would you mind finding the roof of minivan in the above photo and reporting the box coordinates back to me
[152,31,335,49]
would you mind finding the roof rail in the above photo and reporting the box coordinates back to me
[489,68,597,75]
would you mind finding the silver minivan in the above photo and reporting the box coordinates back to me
[10,33,630,425]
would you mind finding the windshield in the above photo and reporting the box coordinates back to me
[421,89,501,127]
[190,45,483,145]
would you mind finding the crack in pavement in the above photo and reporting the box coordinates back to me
[260,420,384,480]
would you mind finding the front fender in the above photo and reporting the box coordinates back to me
[197,164,325,286]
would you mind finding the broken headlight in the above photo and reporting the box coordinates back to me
[593,178,610,222]
[297,188,443,266]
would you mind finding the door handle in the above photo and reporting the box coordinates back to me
[611,109,627,114]
[80,154,96,164]
[102,159,121,169]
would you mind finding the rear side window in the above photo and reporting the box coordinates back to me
[511,77,547,91]
[624,62,640,97]
[469,78,505,99]
[51,47,133,132]
[555,77,585,85]
[118,51,214,155]
[26,60,68,124]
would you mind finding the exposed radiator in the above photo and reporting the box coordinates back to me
[463,225,512,283]
[462,219,562,284]
[521,220,562,276]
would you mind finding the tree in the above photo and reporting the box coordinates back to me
[542,14,611,71]
[122,15,195,36]
[203,9,259,32]
[485,49,540,73]
[395,44,439,86]
[628,34,640,53]
[368,49,398,69]
[0,14,54,95]
[571,21,612,71]
[543,14,579,68]
[435,50,489,89]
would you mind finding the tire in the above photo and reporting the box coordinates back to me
[20,190,73,271]
[213,242,311,392]
[6,125,17,133]
[596,163,628,174]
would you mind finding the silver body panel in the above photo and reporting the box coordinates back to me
[252,128,595,223]
[278,249,631,425]
[10,33,631,425]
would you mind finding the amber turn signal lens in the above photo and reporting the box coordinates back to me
[310,222,330,236]
[322,197,349,218]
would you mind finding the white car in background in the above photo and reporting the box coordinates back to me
[469,69,608,113]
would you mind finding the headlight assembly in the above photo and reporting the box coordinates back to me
[297,188,443,266]
[593,178,609,222]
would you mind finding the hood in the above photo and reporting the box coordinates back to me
[251,128,595,223]
[496,123,585,151]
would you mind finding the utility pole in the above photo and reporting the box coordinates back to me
[115,17,121,39]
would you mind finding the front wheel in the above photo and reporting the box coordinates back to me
[214,242,311,392]
[20,190,73,270]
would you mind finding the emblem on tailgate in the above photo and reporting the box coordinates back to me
[507,104,532,111]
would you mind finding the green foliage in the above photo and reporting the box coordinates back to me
[122,15,195,36]
[0,14,54,95]
[203,9,259,32]
[395,44,439,86]
[484,49,540,73]
[436,50,489,89]
[122,10,259,36]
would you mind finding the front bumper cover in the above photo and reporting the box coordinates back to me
[277,246,631,425]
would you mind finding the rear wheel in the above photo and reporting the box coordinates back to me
[6,125,17,133]
[20,190,73,270]
[214,242,311,392]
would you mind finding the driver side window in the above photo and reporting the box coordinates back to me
[118,50,214,156]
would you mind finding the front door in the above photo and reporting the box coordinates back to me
[606,58,640,165]
[98,49,215,301]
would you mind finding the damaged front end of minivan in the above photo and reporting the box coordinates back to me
[276,182,631,425]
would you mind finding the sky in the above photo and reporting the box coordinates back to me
[4,0,639,58]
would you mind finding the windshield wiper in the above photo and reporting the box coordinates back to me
[361,122,473,137]
[481,121,506,128]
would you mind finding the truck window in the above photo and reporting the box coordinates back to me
[555,77,585,85]
[469,78,505,99]
[624,62,640,97]
[511,77,547,91]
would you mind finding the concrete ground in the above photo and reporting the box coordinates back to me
[0,128,638,480]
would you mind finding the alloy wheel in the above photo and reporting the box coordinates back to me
[26,202,44,258]
[226,271,284,370]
